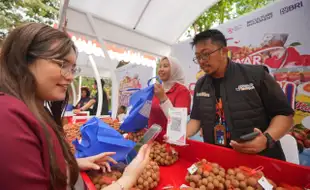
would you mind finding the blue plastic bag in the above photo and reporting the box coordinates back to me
[73,117,136,162]
[66,104,74,111]
[120,78,159,132]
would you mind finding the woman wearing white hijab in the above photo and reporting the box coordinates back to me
[148,56,191,141]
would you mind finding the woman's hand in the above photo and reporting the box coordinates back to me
[121,144,152,187]
[73,109,81,114]
[77,152,117,172]
[154,83,167,102]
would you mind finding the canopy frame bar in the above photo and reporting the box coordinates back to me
[68,6,171,47]
[58,0,70,30]
[86,13,116,117]
[133,0,152,30]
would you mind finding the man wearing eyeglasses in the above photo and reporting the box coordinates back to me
[187,29,294,160]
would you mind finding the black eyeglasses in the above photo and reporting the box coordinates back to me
[51,59,81,77]
[193,47,223,64]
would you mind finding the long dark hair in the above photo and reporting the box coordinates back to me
[0,23,79,189]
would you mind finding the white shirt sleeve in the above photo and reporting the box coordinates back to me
[160,99,174,118]
[118,113,126,122]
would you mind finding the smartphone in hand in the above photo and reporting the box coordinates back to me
[134,124,162,150]
[126,124,162,163]
[237,131,260,143]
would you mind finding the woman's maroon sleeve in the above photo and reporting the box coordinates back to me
[0,102,49,189]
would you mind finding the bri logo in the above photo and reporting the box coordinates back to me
[235,83,255,91]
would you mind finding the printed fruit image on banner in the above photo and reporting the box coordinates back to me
[196,70,205,80]
[277,80,310,165]
[291,82,310,149]
[226,32,310,162]
[174,0,310,166]
[227,33,310,70]
[118,75,142,107]
[187,70,205,97]
[277,81,296,109]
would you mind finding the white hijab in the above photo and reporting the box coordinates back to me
[161,56,185,92]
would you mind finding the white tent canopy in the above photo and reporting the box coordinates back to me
[60,0,219,117]
[61,0,219,56]
[75,51,112,78]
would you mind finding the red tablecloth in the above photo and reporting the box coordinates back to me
[82,140,310,189]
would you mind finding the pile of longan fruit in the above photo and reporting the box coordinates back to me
[185,159,226,190]
[101,117,114,127]
[132,161,160,190]
[112,122,126,134]
[63,122,83,153]
[126,129,146,143]
[185,159,295,190]
[150,141,179,166]
[224,166,300,190]
[90,161,160,190]
[90,170,122,190]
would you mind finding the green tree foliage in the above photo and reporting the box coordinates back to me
[0,0,59,37]
[186,0,275,36]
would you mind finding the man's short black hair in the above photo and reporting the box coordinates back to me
[191,29,227,48]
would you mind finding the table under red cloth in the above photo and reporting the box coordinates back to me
[82,140,310,189]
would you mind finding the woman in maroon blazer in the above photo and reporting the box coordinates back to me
[0,23,151,190]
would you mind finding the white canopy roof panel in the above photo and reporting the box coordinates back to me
[62,0,219,56]
[75,52,112,78]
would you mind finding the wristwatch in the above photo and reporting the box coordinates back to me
[264,133,275,149]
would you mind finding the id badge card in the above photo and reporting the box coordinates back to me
[214,124,227,146]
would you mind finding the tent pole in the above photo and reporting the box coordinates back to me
[58,0,70,30]
[86,13,118,118]
[133,0,152,30]
[111,70,118,119]
[70,82,77,105]
[77,76,83,103]
[88,55,103,117]
[86,13,112,63]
